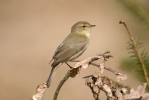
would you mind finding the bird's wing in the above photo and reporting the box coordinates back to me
[51,43,87,67]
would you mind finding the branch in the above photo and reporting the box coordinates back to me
[72,59,127,81]
[53,70,71,100]
[53,51,127,100]
[83,72,147,100]
[119,20,149,89]
[32,51,128,100]
[53,67,83,100]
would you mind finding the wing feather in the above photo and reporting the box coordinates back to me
[51,43,87,67]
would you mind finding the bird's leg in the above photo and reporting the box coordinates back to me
[70,60,80,62]
[65,62,73,69]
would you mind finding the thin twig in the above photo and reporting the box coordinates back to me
[53,51,124,100]
[71,61,120,76]
[90,62,120,75]
[53,71,71,100]
[32,51,127,100]
[119,20,149,88]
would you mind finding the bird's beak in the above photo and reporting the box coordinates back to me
[90,25,96,27]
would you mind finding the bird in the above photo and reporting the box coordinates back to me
[46,21,95,88]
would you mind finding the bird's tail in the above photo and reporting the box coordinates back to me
[46,63,62,88]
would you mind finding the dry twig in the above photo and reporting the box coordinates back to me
[31,50,147,100]
[119,20,149,89]
[53,51,127,100]
[32,83,47,100]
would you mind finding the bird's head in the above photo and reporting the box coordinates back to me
[71,21,96,34]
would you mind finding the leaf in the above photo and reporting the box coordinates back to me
[95,77,102,86]
[142,93,149,100]
[124,83,147,99]
[116,74,127,82]
[93,86,99,94]
[120,88,127,94]
[102,84,113,97]
[32,83,47,100]
[114,89,123,100]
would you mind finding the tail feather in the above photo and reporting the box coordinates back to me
[46,63,62,88]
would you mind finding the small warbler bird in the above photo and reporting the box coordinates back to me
[46,21,95,88]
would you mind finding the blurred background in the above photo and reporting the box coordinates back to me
[0,0,149,100]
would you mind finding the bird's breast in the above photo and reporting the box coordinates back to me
[85,32,90,39]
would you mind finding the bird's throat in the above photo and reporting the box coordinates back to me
[85,32,90,39]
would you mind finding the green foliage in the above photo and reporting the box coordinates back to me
[119,0,149,26]
[119,0,149,91]
[121,39,149,91]
[120,58,136,71]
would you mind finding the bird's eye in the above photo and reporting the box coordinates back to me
[82,25,86,28]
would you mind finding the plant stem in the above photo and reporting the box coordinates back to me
[53,71,71,100]
[120,20,149,88]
